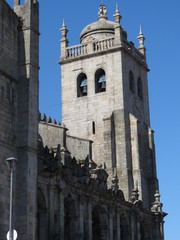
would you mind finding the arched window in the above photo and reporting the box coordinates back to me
[129,71,134,93]
[95,69,106,93]
[138,77,143,100]
[77,73,87,97]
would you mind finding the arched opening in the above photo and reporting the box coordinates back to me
[92,205,108,240]
[37,188,47,240]
[95,69,106,93]
[129,71,134,93]
[77,73,87,97]
[120,214,131,240]
[64,194,77,240]
[138,77,143,100]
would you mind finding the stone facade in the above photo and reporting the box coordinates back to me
[0,1,166,240]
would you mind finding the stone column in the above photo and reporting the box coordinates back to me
[116,212,121,240]
[137,222,141,240]
[78,197,84,240]
[160,221,165,240]
[109,211,113,240]
[100,225,108,240]
[49,187,55,238]
[131,214,135,240]
[59,192,65,240]
[156,218,160,240]
[87,201,92,240]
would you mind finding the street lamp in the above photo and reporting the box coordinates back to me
[6,157,17,240]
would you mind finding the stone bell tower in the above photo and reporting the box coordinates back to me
[59,3,159,209]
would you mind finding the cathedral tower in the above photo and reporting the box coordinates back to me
[60,3,158,208]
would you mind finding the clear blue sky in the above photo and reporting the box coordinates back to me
[7,0,180,239]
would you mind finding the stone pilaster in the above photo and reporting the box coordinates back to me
[109,211,113,240]
[129,114,143,200]
[49,187,55,238]
[131,214,135,240]
[116,212,121,240]
[87,201,92,240]
[137,221,141,240]
[78,196,84,240]
[59,191,65,240]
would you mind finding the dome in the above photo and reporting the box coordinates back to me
[80,4,116,43]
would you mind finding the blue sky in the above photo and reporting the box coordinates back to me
[6,0,180,239]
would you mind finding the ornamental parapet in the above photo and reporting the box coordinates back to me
[60,36,146,67]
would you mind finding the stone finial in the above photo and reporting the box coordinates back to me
[47,116,52,123]
[98,4,107,20]
[130,188,139,203]
[137,25,146,57]
[151,190,163,213]
[52,119,57,124]
[60,19,68,40]
[137,25,145,46]
[113,3,122,24]
[14,0,20,7]
[111,168,119,192]
[41,113,46,122]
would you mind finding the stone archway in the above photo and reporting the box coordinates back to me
[37,188,47,240]
[64,194,78,240]
[92,205,108,240]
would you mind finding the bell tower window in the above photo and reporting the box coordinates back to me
[129,71,134,93]
[138,77,143,100]
[95,69,106,93]
[77,73,87,97]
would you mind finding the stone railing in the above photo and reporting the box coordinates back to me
[66,44,88,58]
[93,37,115,52]
[65,37,145,64]
[66,37,115,59]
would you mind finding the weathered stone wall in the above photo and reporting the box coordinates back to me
[39,121,65,149]
[38,121,92,161]
[121,49,150,125]
[66,135,92,161]
[61,51,124,168]
[0,1,39,239]
[13,2,39,238]
[0,1,19,238]
[0,0,19,79]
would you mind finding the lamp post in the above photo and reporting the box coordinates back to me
[6,157,17,240]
